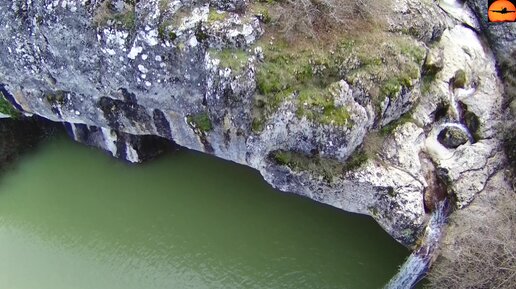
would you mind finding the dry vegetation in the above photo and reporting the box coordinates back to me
[258,0,387,41]
[426,190,516,289]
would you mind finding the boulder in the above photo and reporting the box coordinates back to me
[437,126,469,149]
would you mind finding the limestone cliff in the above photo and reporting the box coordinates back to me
[0,0,511,246]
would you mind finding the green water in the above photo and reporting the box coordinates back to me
[0,136,407,289]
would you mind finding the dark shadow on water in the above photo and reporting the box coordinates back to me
[0,116,62,173]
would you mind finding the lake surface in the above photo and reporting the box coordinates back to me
[0,136,408,289]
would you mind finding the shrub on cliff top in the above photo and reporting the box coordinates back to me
[261,0,386,40]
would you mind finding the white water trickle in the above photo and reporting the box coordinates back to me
[385,201,450,289]
[101,127,118,157]
[449,92,461,122]
[70,123,78,141]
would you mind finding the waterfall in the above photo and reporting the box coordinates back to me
[448,92,461,122]
[385,200,451,289]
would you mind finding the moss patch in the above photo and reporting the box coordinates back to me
[296,83,351,127]
[379,112,413,136]
[187,113,213,132]
[270,148,368,182]
[210,49,249,73]
[253,39,348,132]
[252,33,425,132]
[158,22,177,42]
[452,69,467,89]
[208,9,226,23]
[249,2,272,24]
[421,74,437,94]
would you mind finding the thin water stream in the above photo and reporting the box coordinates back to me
[385,201,450,289]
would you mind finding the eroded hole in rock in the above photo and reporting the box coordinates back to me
[432,102,449,122]
[420,153,448,213]
[459,101,480,142]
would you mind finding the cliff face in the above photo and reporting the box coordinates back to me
[0,0,511,246]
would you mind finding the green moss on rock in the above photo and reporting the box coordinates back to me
[270,148,368,182]
[158,22,177,42]
[252,33,425,132]
[379,112,413,136]
[157,5,191,42]
[208,9,226,23]
[0,92,20,118]
[210,49,249,73]
[249,2,272,23]
[187,113,213,132]
[252,39,350,131]
[421,74,437,94]
[296,84,351,127]
[453,69,467,89]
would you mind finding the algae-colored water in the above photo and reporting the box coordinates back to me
[0,136,407,289]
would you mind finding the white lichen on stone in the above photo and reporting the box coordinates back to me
[128,46,143,59]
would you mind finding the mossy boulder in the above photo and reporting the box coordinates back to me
[437,126,469,149]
